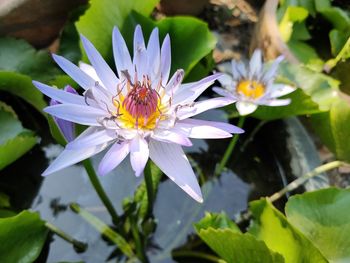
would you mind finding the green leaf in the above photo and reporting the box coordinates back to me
[0,71,46,113]
[195,212,283,262]
[326,36,350,70]
[249,199,327,263]
[0,210,48,263]
[310,96,350,162]
[252,63,339,120]
[75,0,159,63]
[0,37,59,81]
[319,7,350,31]
[288,40,320,64]
[0,103,37,170]
[124,12,216,77]
[286,188,350,263]
[329,30,349,57]
[279,6,308,42]
[194,212,240,233]
[0,192,10,208]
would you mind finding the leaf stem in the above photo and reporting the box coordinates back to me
[215,116,245,176]
[45,222,87,252]
[70,203,135,258]
[172,250,222,262]
[268,160,345,202]
[82,159,119,225]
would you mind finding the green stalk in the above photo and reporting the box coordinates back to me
[144,161,153,218]
[82,159,120,225]
[215,116,246,176]
[268,160,345,202]
[70,203,135,258]
[45,222,87,252]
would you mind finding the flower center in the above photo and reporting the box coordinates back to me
[113,75,167,130]
[236,80,265,99]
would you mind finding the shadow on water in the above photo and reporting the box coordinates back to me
[0,100,327,262]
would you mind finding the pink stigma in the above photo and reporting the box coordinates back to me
[123,77,159,120]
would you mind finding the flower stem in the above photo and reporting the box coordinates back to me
[268,160,345,202]
[144,161,153,218]
[172,250,221,262]
[45,222,87,252]
[215,116,246,176]
[82,159,119,225]
[70,203,135,258]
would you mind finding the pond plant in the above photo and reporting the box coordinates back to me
[0,0,350,262]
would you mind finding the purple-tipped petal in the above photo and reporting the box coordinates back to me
[149,140,203,203]
[133,25,147,79]
[66,129,117,150]
[175,118,243,139]
[44,104,106,126]
[42,143,108,176]
[173,73,222,105]
[212,87,236,99]
[147,27,161,80]
[152,129,192,146]
[177,97,234,120]
[262,55,284,82]
[112,26,134,79]
[81,35,119,93]
[98,141,130,176]
[165,69,184,94]
[161,34,171,86]
[130,136,149,177]
[259,98,291,106]
[33,81,84,105]
[52,54,95,90]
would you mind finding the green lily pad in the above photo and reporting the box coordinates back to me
[286,188,350,263]
[249,199,327,263]
[0,210,48,263]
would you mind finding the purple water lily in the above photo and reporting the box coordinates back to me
[33,25,244,202]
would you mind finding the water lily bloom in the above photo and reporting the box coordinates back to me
[33,25,243,202]
[213,49,296,116]
[50,85,77,142]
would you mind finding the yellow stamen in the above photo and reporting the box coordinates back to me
[236,80,265,99]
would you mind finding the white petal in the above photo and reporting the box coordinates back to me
[212,87,236,99]
[262,55,284,82]
[165,69,184,94]
[42,143,108,176]
[112,26,134,79]
[173,73,222,105]
[130,136,149,177]
[236,101,258,116]
[147,27,161,80]
[260,98,291,106]
[44,104,106,126]
[98,141,130,176]
[269,84,296,98]
[174,118,243,139]
[33,81,85,105]
[152,129,192,146]
[177,97,234,120]
[133,25,147,80]
[249,49,262,78]
[235,61,247,79]
[66,129,116,150]
[79,62,105,88]
[52,54,95,90]
[81,35,119,93]
[161,34,171,85]
[218,73,233,87]
[149,140,203,203]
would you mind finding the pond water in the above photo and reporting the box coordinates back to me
[0,103,327,262]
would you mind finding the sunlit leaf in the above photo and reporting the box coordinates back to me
[249,199,327,263]
[286,188,350,263]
